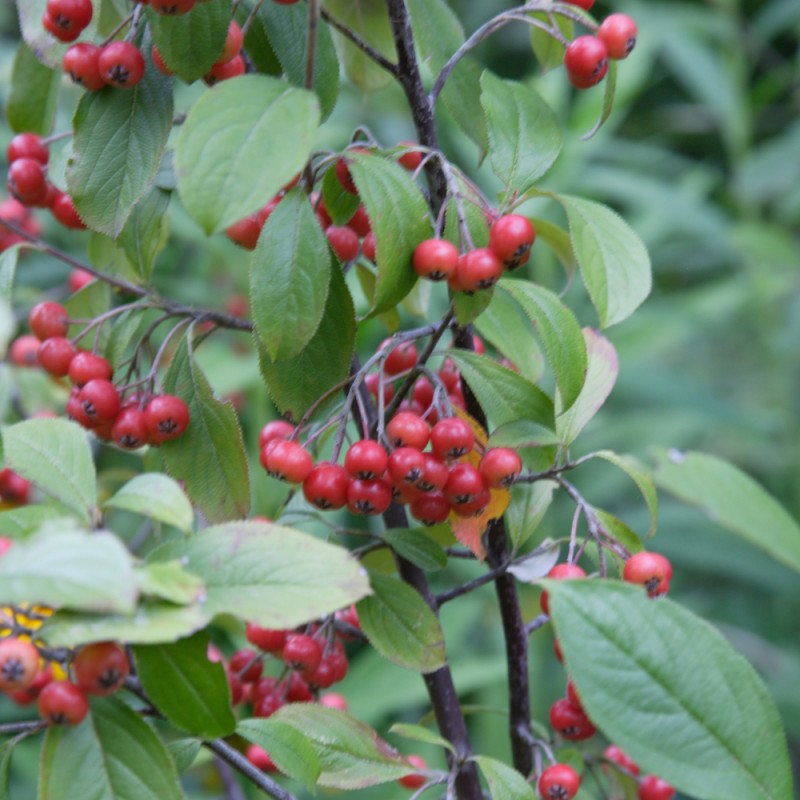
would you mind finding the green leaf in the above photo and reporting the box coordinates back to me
[348,151,432,315]
[530,13,572,74]
[505,481,557,551]
[548,581,793,800]
[556,328,618,444]
[506,540,560,582]
[381,528,447,572]
[0,504,62,539]
[251,190,332,361]
[104,473,194,533]
[530,217,576,276]
[474,756,537,800]
[39,697,184,800]
[149,520,371,627]
[322,0,396,91]
[166,739,201,774]
[557,194,652,328]
[259,265,356,417]
[446,351,555,430]
[271,704,416,789]
[5,41,60,134]
[115,186,171,283]
[500,279,587,411]
[40,601,210,647]
[134,631,236,738]
[652,449,800,575]
[590,451,657,538]
[321,166,362,226]
[65,279,112,351]
[66,50,174,237]
[237,719,321,793]
[160,339,251,524]
[1,419,96,523]
[0,244,22,303]
[580,60,618,140]
[390,723,455,754]
[135,561,205,605]
[175,75,320,234]
[480,72,562,194]
[104,307,148,366]
[357,573,446,673]
[593,510,644,559]
[0,525,136,614]
[147,0,229,82]
[259,1,340,119]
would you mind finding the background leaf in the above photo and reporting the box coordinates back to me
[474,755,537,800]
[5,41,60,134]
[103,473,194,533]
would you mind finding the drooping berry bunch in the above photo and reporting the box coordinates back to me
[604,745,676,800]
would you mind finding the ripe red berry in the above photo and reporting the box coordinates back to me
[151,45,173,76]
[549,697,596,740]
[326,225,360,262]
[397,142,423,172]
[638,775,675,800]
[0,638,40,693]
[565,0,594,9]
[217,21,244,64]
[111,407,149,449]
[246,743,277,772]
[564,36,609,89]
[488,214,535,270]
[0,469,31,504]
[204,54,244,83]
[51,192,86,229]
[347,204,371,237]
[29,301,69,341]
[538,763,581,800]
[245,624,287,654]
[144,395,190,442]
[73,641,129,696]
[99,42,146,89]
[229,649,263,683]
[623,552,672,597]
[413,238,458,281]
[479,447,522,488]
[68,352,112,387]
[10,334,41,367]
[566,679,583,712]
[598,14,638,60]
[8,158,48,205]
[386,411,430,450]
[303,463,350,510]
[456,248,503,292]
[451,486,491,517]
[265,440,313,483]
[253,690,284,718]
[226,215,261,249]
[416,454,448,492]
[346,478,392,515]
[604,744,639,776]
[383,340,418,376]
[335,157,358,194]
[361,230,376,261]
[44,0,93,41]
[282,634,322,675]
[430,417,474,460]
[540,563,587,616]
[410,491,450,525]
[345,439,388,479]
[9,664,53,706]
[37,681,89,725]
[63,43,105,91]
[398,755,427,790]
[258,419,295,449]
[365,372,394,405]
[7,134,49,166]
[388,447,427,486]
[79,378,121,423]
[37,336,78,376]
[68,269,94,293]
[444,462,486,506]
[285,671,313,702]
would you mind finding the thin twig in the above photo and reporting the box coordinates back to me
[320,8,399,76]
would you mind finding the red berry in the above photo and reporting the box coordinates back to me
[111,407,149,449]
[398,755,427,790]
[265,440,313,483]
[549,697,596,741]
[383,340,418,376]
[7,134,49,165]
[257,195,283,226]
[285,671,313,702]
[44,0,93,41]
[598,14,638,60]
[388,447,426,486]
[226,215,262,249]
[245,624,287,654]
[347,204,371,237]
[638,776,675,800]
[319,692,348,710]
[229,649,263,683]
[63,43,105,91]
[246,744,277,772]
[456,248,503,292]
[554,638,563,663]
[29,301,69,341]
[604,744,639,776]
[38,681,89,725]
[258,420,295,449]
[413,238,458,281]
[362,230,376,261]
[51,192,86,229]
[386,411,430,450]
[68,269,94,293]
[282,634,322,675]
[444,462,486,506]
[397,142,423,171]
[412,377,434,411]
[541,563,587,616]
[226,669,244,704]
[9,664,53,706]
[303,463,350,510]
[623,552,672,597]
[217,21,244,64]
[68,352,112,386]
[565,0,594,8]
[79,378,120,423]
[416,454,448,492]
[410,491,450,525]
[37,337,77,376]
[306,657,337,689]
[253,690,284,718]
[72,641,129,696]
[345,440,388,479]
[566,679,583,712]
[430,417,474,460]
[326,225,360,262]
[365,372,394,405]
[10,334,42,367]
[0,469,31,505]
[335,157,358,194]
[8,158,48,205]
[99,42,146,89]
[144,395,190,442]
[538,763,581,800]
[488,214,535,270]
[205,54,246,85]
[479,448,522,488]
[0,638,39,693]
[335,604,360,637]
[346,478,392,515]
[451,486,491,517]
[152,45,172,76]
[564,36,609,89]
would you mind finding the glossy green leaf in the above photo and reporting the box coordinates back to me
[149,520,371,628]
[548,581,793,800]
[557,194,652,328]
[251,190,332,361]
[357,573,446,673]
[505,481,557,551]
[270,704,416,789]
[500,279,587,411]
[134,561,205,605]
[237,719,321,793]
[480,72,562,194]
[104,473,194,533]
[530,12,572,74]
[381,528,447,572]
[147,0,229,81]
[322,0,396,91]
[104,307,148,366]
[556,328,618,444]
[446,350,555,430]
[175,75,319,233]
[389,723,455,753]
[134,632,236,738]
[115,186,171,283]
[590,451,657,538]
[259,1,340,119]
[652,449,800,574]
[41,602,210,647]
[475,756,536,800]
[348,151,431,315]
[0,525,136,614]
[39,697,184,800]
[259,266,355,417]
[1,419,96,523]
[66,52,173,237]
[593,510,644,559]
[6,41,60,134]
[161,338,251,524]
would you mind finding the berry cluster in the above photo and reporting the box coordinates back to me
[604,745,676,800]
[10,301,190,449]
[154,21,246,85]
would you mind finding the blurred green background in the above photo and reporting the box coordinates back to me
[1,0,798,797]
